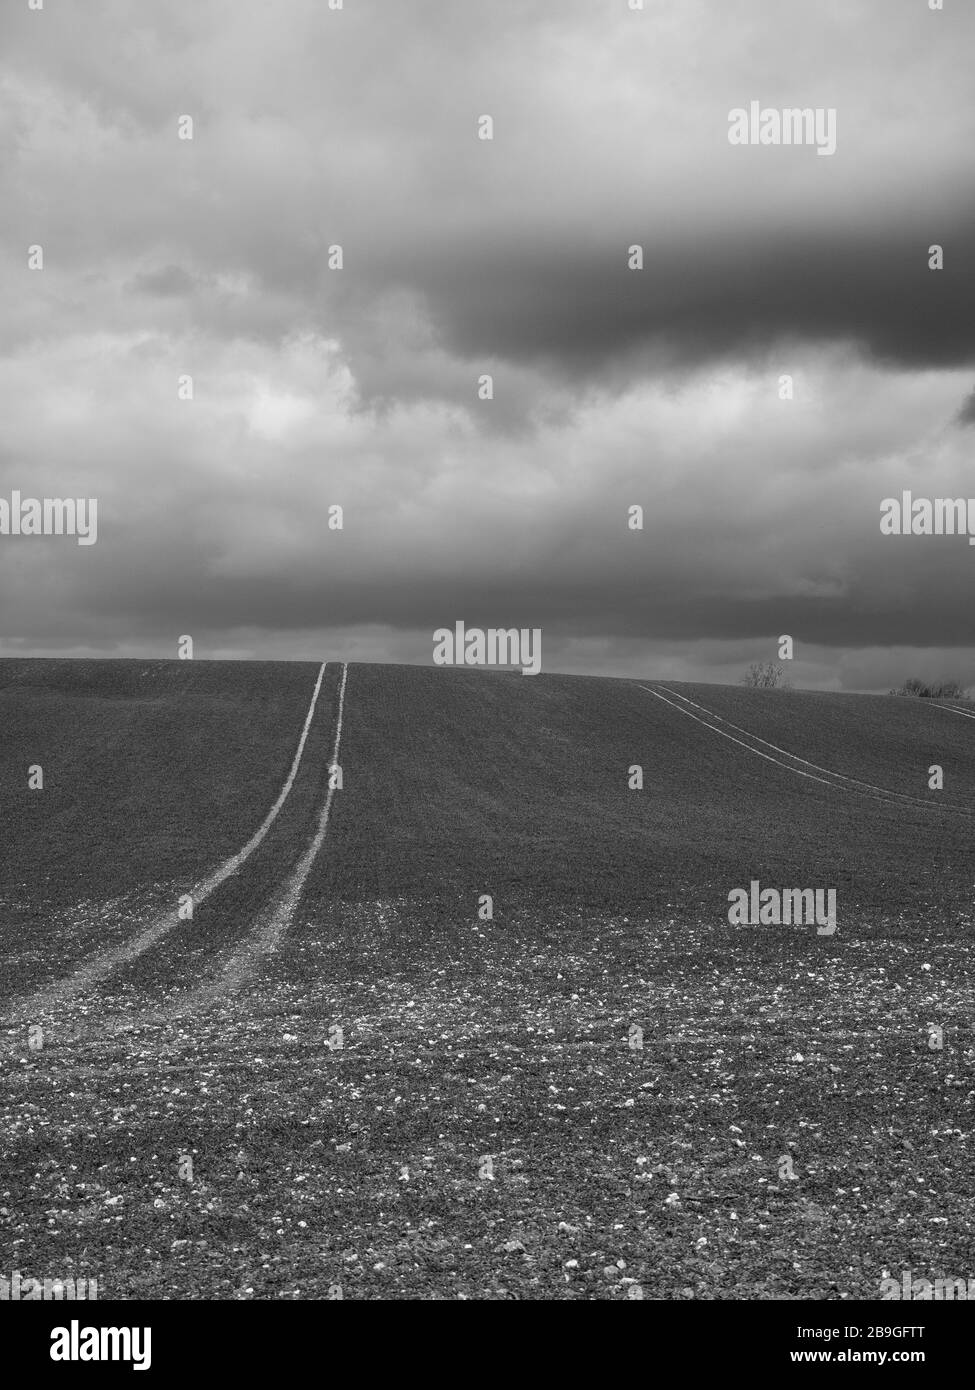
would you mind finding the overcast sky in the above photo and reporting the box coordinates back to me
[2,0,974,690]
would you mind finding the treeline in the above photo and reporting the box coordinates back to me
[889,678,971,700]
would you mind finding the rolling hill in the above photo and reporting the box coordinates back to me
[0,659,972,1300]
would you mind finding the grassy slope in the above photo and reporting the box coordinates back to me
[1,662,973,1300]
[673,681,975,805]
[301,666,975,925]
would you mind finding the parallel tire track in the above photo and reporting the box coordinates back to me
[158,660,350,1016]
[639,683,975,820]
[2,662,329,1022]
[659,684,975,816]
[932,702,975,723]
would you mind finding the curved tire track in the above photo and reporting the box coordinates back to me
[156,660,349,1018]
[2,661,329,1023]
[640,683,975,820]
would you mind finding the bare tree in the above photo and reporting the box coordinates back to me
[742,662,789,689]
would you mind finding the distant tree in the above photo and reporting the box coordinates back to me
[889,677,929,697]
[935,680,969,700]
[889,678,971,700]
[742,662,790,690]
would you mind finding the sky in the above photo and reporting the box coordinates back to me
[1,0,974,691]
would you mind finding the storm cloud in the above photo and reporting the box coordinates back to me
[2,0,974,689]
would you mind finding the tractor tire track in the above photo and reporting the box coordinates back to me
[639,684,975,820]
[658,684,975,817]
[2,662,329,1023]
[154,660,349,1019]
[932,702,975,722]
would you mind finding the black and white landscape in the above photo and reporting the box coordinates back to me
[1,0,974,1320]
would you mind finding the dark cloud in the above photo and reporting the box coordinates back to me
[3,0,975,687]
[956,387,975,426]
[127,265,200,298]
[385,225,975,382]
